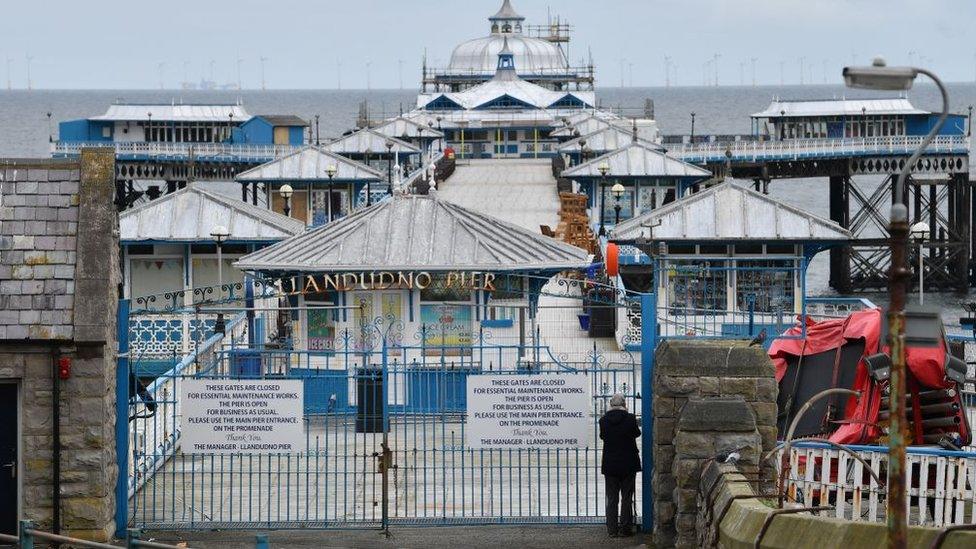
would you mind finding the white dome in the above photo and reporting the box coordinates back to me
[448,34,569,76]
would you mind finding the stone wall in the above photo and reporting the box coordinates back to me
[0,150,120,541]
[652,339,778,548]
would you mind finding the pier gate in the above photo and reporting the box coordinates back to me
[116,275,657,531]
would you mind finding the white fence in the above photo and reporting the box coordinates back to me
[669,135,970,164]
[781,442,976,527]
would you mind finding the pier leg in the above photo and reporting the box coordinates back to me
[166,180,177,194]
[954,173,971,292]
[252,182,259,206]
[828,175,852,293]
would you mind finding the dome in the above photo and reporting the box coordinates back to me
[448,34,569,76]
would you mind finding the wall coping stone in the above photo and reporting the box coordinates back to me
[656,339,774,378]
[678,396,757,432]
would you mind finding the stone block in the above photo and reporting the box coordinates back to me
[675,432,717,460]
[751,401,779,427]
[677,396,757,432]
[699,376,721,396]
[18,180,39,193]
[657,375,698,396]
[11,265,33,279]
[655,339,774,378]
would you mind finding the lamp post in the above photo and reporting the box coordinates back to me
[597,161,610,236]
[385,139,394,195]
[228,112,234,143]
[326,164,337,220]
[436,116,443,152]
[279,184,294,217]
[690,111,696,143]
[365,148,372,205]
[146,112,153,142]
[611,182,625,225]
[417,126,425,172]
[427,120,435,164]
[210,225,230,294]
[910,221,929,305]
[842,57,949,549]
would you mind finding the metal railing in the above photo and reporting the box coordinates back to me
[781,441,976,527]
[667,134,970,164]
[0,521,193,549]
[53,141,300,162]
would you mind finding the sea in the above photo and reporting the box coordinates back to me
[0,84,973,328]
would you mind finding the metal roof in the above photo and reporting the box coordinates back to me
[561,142,712,179]
[420,75,593,111]
[751,98,928,118]
[490,0,524,21]
[321,128,420,155]
[610,181,853,242]
[91,104,251,122]
[119,185,304,243]
[550,115,614,137]
[253,115,309,127]
[371,117,445,139]
[236,146,384,182]
[235,193,590,273]
[557,126,661,153]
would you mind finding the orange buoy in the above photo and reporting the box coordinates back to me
[605,243,620,277]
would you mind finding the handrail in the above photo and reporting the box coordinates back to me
[3,520,194,549]
[668,134,969,162]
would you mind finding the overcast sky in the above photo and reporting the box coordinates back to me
[1,0,973,89]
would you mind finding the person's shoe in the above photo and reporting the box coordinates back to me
[608,530,619,538]
[619,529,634,537]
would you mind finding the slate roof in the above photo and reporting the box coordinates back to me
[561,142,712,179]
[119,185,304,242]
[236,146,384,182]
[254,115,309,126]
[557,126,661,153]
[235,193,591,273]
[610,181,853,242]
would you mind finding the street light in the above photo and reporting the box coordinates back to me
[597,161,610,236]
[279,184,294,217]
[326,164,337,221]
[910,221,929,305]
[436,116,443,152]
[364,147,372,205]
[611,182,625,225]
[210,224,230,294]
[385,139,394,195]
[842,56,949,549]
[690,112,696,143]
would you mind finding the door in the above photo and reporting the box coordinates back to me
[0,383,17,536]
[273,126,291,145]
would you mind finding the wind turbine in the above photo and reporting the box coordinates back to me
[751,57,758,87]
[236,57,244,90]
[157,62,165,89]
[5,57,12,90]
[25,55,33,91]
[260,57,268,91]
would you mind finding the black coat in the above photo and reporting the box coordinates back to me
[599,409,642,476]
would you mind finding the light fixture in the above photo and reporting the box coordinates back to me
[210,224,230,243]
[326,164,337,179]
[598,161,610,177]
[278,184,294,200]
[611,182,625,197]
[910,221,929,241]
[842,57,919,91]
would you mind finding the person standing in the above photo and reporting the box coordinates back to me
[599,393,641,537]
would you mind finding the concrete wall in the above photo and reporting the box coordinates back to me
[0,150,121,541]
[699,461,976,549]
[651,339,778,548]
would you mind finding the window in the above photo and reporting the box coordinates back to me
[129,257,183,298]
[666,259,728,314]
[736,259,795,313]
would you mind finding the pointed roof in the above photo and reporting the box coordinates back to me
[610,181,853,242]
[490,0,524,21]
[561,142,712,179]
[321,128,420,155]
[557,126,661,153]
[371,117,444,139]
[120,184,304,243]
[551,115,615,137]
[236,146,383,183]
[235,194,590,273]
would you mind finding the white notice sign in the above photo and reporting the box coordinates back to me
[180,379,305,454]
[466,374,590,449]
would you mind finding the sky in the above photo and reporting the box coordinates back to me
[1,0,974,89]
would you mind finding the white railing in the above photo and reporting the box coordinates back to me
[669,135,970,163]
[54,141,300,161]
[128,313,247,498]
[781,442,976,527]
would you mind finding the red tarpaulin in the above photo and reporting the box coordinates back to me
[768,309,950,444]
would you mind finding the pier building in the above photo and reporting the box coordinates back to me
[412,38,595,159]
[421,0,593,93]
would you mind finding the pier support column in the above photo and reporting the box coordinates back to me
[166,180,177,194]
[953,173,971,292]
[828,175,851,293]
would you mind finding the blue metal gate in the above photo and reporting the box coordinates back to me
[116,279,657,531]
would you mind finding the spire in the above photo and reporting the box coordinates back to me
[494,36,517,79]
[489,0,524,34]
